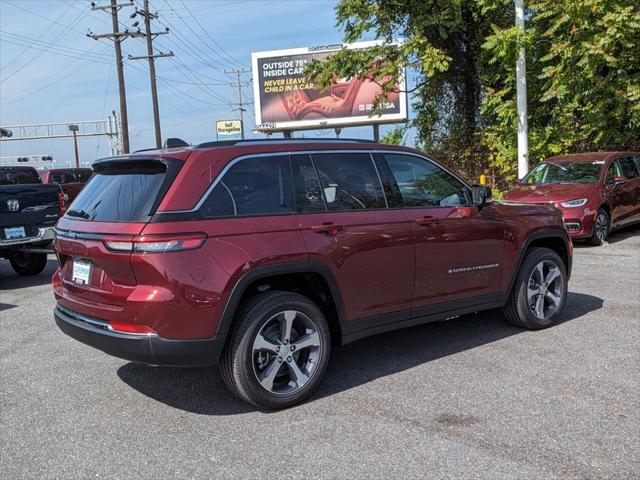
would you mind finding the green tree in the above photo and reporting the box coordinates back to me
[379,125,406,145]
[483,0,640,186]
[307,0,640,186]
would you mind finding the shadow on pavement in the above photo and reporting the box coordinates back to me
[117,291,603,415]
[0,259,57,290]
[574,223,639,248]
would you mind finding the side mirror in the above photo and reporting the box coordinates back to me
[613,176,627,184]
[471,185,492,206]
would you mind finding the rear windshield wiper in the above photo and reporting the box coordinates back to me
[66,209,91,219]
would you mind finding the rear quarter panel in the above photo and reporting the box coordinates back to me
[137,215,308,339]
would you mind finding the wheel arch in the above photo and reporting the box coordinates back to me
[507,229,572,295]
[216,261,347,346]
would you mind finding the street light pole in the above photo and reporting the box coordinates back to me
[68,124,80,168]
[515,0,529,179]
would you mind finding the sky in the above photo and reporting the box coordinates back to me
[0,0,407,167]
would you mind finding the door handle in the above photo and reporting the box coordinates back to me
[311,223,344,235]
[415,216,440,226]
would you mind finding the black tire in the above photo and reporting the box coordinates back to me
[220,291,331,410]
[503,247,568,329]
[9,252,48,276]
[587,208,610,246]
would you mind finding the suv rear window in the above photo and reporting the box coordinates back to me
[0,167,41,185]
[66,161,168,222]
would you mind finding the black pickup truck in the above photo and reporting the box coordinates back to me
[1,166,63,276]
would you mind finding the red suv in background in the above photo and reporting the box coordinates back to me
[53,139,572,409]
[505,152,640,245]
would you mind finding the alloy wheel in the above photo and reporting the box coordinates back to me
[595,212,608,243]
[527,260,564,320]
[252,310,322,396]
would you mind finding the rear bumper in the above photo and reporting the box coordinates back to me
[0,226,54,247]
[54,306,226,367]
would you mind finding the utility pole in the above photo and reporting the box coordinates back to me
[225,68,252,139]
[89,0,140,153]
[128,0,173,148]
[515,0,529,178]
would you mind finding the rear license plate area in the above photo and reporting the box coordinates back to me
[72,260,92,285]
[4,227,26,239]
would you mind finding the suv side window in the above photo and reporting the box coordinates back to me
[605,160,623,184]
[384,153,470,207]
[310,152,386,210]
[618,156,639,179]
[200,155,293,218]
[291,154,326,213]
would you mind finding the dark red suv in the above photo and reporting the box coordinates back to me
[53,139,572,409]
[504,152,640,245]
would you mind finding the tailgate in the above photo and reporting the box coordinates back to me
[0,184,60,236]
[53,157,183,311]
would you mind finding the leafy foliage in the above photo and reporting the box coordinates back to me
[379,125,406,145]
[306,0,640,186]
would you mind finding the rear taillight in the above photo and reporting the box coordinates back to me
[58,190,67,216]
[103,233,206,253]
[107,320,157,336]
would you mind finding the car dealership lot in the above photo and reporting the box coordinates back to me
[1,227,639,479]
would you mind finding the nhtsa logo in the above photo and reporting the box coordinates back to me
[448,263,500,274]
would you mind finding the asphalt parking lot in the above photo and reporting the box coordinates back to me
[1,226,639,479]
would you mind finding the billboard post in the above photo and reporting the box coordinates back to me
[251,40,407,136]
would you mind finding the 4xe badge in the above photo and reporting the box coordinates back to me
[6,199,20,212]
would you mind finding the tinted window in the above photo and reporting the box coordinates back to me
[618,157,639,179]
[50,169,92,183]
[200,155,293,218]
[385,154,469,207]
[52,171,75,184]
[605,161,622,184]
[310,153,386,210]
[66,161,167,222]
[0,167,41,185]
[292,154,325,213]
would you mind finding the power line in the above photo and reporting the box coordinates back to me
[154,2,236,74]
[0,33,111,65]
[3,1,86,36]
[162,55,230,104]
[1,3,90,83]
[0,31,110,59]
[0,2,75,71]
[175,0,245,69]
[151,13,231,77]
[1,44,112,104]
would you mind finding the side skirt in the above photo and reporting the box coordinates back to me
[341,293,509,345]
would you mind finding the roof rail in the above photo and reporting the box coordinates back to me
[195,138,378,149]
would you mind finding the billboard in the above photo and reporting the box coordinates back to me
[216,120,243,140]
[251,40,407,132]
